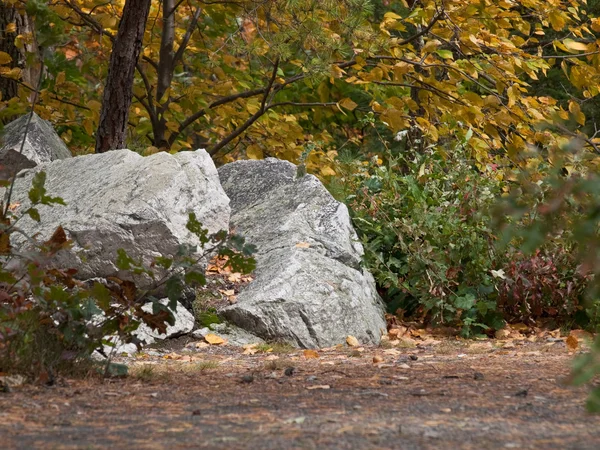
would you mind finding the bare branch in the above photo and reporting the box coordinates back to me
[172,7,202,66]
[398,8,445,46]
[208,59,279,156]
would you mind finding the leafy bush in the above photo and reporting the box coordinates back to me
[333,144,505,336]
[0,172,255,380]
[496,249,589,326]
[496,144,600,329]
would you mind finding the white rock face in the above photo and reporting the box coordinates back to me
[218,158,386,348]
[7,149,230,288]
[0,113,72,178]
[102,299,195,356]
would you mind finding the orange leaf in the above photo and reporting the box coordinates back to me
[566,335,578,352]
[205,333,226,345]
[303,349,320,359]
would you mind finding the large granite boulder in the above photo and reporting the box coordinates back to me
[218,158,386,348]
[0,113,72,178]
[7,149,230,288]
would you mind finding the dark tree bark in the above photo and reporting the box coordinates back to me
[95,0,151,153]
[0,5,36,103]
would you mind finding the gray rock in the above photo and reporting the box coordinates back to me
[103,299,195,356]
[218,158,386,348]
[0,113,72,178]
[135,299,195,343]
[208,323,265,346]
[191,327,211,339]
[7,149,229,288]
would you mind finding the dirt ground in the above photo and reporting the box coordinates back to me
[1,337,599,450]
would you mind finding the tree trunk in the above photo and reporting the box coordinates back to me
[95,0,151,153]
[0,5,36,102]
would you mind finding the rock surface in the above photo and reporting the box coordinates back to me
[8,149,230,287]
[103,299,195,356]
[218,158,386,348]
[192,323,266,346]
[0,113,72,178]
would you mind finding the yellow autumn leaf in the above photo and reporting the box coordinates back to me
[246,145,263,159]
[320,165,336,177]
[303,349,320,359]
[56,72,66,86]
[6,23,16,33]
[204,333,226,345]
[339,98,358,111]
[562,39,589,52]
[548,11,566,31]
[0,51,12,65]
[0,67,20,80]
[330,64,346,80]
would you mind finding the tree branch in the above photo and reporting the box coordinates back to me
[398,8,445,46]
[172,7,202,66]
[208,59,279,156]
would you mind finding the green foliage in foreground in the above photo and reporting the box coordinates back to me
[0,172,255,380]
[496,142,600,411]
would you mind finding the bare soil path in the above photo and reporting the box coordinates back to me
[1,338,599,450]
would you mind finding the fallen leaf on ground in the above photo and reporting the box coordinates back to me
[373,355,384,363]
[495,328,511,339]
[227,273,242,283]
[303,349,320,359]
[307,385,330,390]
[566,335,578,352]
[511,323,529,332]
[570,329,593,341]
[388,326,409,339]
[219,289,235,297]
[205,333,226,345]
[383,349,401,356]
[346,335,359,347]
[284,416,306,424]
[242,343,258,355]
[164,353,184,360]
[295,242,311,248]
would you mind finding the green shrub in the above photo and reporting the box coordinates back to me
[334,145,505,336]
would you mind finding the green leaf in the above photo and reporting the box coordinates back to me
[27,207,40,222]
[154,256,173,270]
[435,49,453,59]
[28,171,46,204]
[184,270,206,286]
[116,248,135,270]
[454,294,476,310]
[166,276,182,305]
[586,387,600,413]
[186,212,209,244]
[91,282,112,311]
